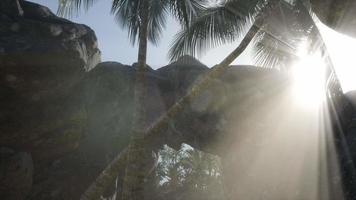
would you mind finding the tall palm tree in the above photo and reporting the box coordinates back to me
[57,1,204,200]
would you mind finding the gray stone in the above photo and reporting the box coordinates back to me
[49,25,63,37]
[311,0,356,38]
[0,1,101,71]
[10,23,20,32]
[0,2,101,198]
[0,148,34,200]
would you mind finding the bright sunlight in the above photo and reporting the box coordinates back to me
[292,53,326,107]
[318,23,356,93]
[291,22,356,108]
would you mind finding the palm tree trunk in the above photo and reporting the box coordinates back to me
[121,1,151,200]
[80,1,279,199]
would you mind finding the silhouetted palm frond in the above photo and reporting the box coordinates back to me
[57,0,99,17]
[252,1,314,69]
[169,0,264,61]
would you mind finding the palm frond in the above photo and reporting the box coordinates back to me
[111,0,141,45]
[57,0,99,17]
[253,31,297,69]
[148,0,169,45]
[169,0,261,62]
[111,0,171,45]
[252,0,314,69]
[168,0,206,27]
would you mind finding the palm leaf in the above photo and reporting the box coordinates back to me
[111,0,142,44]
[252,0,315,69]
[148,0,169,45]
[168,0,264,61]
[168,0,206,27]
[57,0,99,17]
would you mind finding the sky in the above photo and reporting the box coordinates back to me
[29,0,253,68]
[28,0,356,92]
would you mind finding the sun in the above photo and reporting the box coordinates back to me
[291,53,326,108]
[290,21,356,108]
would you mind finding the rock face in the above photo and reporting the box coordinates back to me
[0,148,33,200]
[0,0,101,161]
[80,59,294,200]
[0,1,100,70]
[0,1,100,199]
[311,0,356,38]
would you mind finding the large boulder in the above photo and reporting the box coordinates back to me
[0,0,101,163]
[0,1,100,199]
[311,0,356,38]
[0,148,33,200]
[0,0,100,70]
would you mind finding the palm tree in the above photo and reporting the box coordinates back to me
[169,0,354,198]
[61,1,277,199]
[169,0,322,68]
[58,0,338,200]
[57,1,204,200]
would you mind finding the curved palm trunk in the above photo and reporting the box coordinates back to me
[80,1,279,199]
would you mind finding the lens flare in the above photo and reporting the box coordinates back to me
[292,54,326,108]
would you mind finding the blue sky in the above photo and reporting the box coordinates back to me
[29,0,253,68]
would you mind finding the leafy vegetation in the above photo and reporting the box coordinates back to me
[146,145,226,200]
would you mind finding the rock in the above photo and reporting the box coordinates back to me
[49,25,63,37]
[0,1,101,71]
[0,0,24,17]
[0,3,101,199]
[0,1,100,199]
[0,0,101,164]
[311,0,356,38]
[0,148,34,200]
[10,23,20,32]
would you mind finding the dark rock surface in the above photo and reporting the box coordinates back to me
[0,148,33,200]
[0,1,100,70]
[0,0,101,163]
[0,1,100,199]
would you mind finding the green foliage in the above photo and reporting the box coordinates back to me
[57,0,99,18]
[169,0,322,70]
[169,0,264,61]
[252,1,315,69]
[149,144,227,200]
[58,0,205,46]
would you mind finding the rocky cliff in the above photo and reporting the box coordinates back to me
[0,1,101,199]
